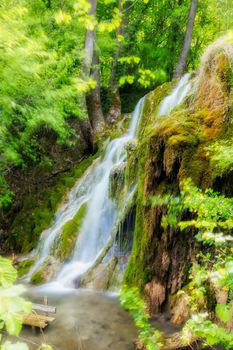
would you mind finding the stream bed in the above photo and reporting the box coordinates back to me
[13,288,137,350]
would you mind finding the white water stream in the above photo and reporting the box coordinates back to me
[158,73,191,116]
[27,74,192,289]
[27,98,145,287]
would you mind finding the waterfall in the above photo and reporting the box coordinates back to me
[27,74,192,289]
[158,73,191,116]
[27,97,145,287]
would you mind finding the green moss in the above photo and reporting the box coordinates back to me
[123,83,174,287]
[124,48,233,291]
[58,203,87,261]
[109,163,126,200]
[138,82,173,139]
[17,258,35,278]
[31,269,44,285]
[124,139,151,289]
[124,82,215,288]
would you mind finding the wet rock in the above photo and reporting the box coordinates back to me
[109,163,126,199]
[31,256,62,284]
[16,257,35,278]
[169,291,190,325]
[126,140,137,153]
[81,256,118,290]
[145,281,166,313]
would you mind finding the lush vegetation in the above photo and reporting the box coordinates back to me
[151,179,233,348]
[1,0,233,209]
[120,287,163,350]
[0,257,53,350]
[1,0,233,349]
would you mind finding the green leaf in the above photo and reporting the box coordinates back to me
[0,258,17,287]
[216,304,232,323]
[1,341,28,350]
[5,313,23,336]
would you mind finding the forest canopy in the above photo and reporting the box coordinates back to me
[1,0,233,208]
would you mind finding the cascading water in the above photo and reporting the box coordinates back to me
[27,97,145,287]
[158,73,191,116]
[27,74,192,289]
[26,160,100,280]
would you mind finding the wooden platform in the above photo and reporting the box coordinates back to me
[22,299,56,329]
[32,303,56,314]
[23,313,55,329]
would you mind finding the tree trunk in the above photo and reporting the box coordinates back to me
[82,0,105,134]
[173,0,198,79]
[107,0,130,123]
[83,0,97,78]
[89,50,105,132]
[78,0,98,150]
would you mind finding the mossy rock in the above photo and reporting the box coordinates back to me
[31,269,44,285]
[57,203,87,262]
[31,256,62,285]
[124,36,233,309]
[17,258,35,278]
[109,163,126,200]
[81,256,118,290]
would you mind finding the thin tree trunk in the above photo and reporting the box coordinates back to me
[78,0,98,151]
[173,0,198,79]
[107,0,130,123]
[89,50,105,132]
[83,0,97,78]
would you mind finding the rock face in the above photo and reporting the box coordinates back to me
[81,257,118,290]
[109,163,126,199]
[124,35,233,317]
[31,256,62,284]
[169,291,190,325]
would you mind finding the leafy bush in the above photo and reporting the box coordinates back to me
[152,179,233,348]
[120,287,164,350]
[0,257,54,350]
[0,257,31,349]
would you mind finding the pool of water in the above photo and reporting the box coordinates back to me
[11,287,137,350]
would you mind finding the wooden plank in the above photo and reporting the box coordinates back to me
[32,303,56,314]
[23,314,55,329]
[23,318,47,329]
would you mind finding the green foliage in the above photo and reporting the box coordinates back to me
[0,257,31,349]
[180,182,233,348]
[182,315,233,349]
[153,179,233,348]
[1,342,28,350]
[150,194,183,230]
[118,56,141,65]
[110,0,233,90]
[207,139,233,177]
[0,177,13,209]
[215,303,232,323]
[0,0,79,164]
[179,179,233,243]
[119,75,135,86]
[0,0,88,206]
[120,287,164,350]
[1,0,233,209]
[0,257,53,349]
